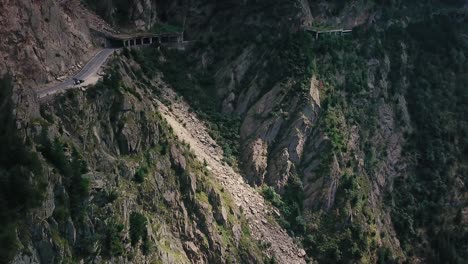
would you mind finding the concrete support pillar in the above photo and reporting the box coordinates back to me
[149,38,153,44]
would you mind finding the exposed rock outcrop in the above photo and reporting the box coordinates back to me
[9,57,266,263]
[157,85,306,263]
[0,0,111,87]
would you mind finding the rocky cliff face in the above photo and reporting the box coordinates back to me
[7,57,266,263]
[1,0,467,263]
[0,0,115,87]
[145,0,468,262]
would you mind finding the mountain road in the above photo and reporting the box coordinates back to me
[37,48,115,98]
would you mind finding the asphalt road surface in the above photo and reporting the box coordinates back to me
[37,48,115,98]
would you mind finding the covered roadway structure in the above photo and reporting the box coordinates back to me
[103,32,183,48]
[305,28,352,39]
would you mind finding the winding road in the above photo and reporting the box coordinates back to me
[37,48,115,98]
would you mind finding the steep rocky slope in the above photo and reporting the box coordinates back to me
[1,0,467,263]
[0,0,115,87]
[157,85,305,263]
[133,1,468,263]
[3,56,271,264]
[81,0,186,31]
[0,0,306,263]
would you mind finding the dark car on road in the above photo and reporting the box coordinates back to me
[73,78,84,85]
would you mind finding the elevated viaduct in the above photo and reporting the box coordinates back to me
[305,28,352,39]
[109,32,183,48]
[92,30,184,48]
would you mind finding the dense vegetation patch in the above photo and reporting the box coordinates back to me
[129,212,148,247]
[253,29,378,262]
[40,134,90,223]
[81,0,133,26]
[133,166,148,183]
[101,219,125,258]
[279,28,389,262]
[297,13,468,263]
[150,23,183,34]
[262,173,305,234]
[0,76,46,263]
[384,16,468,263]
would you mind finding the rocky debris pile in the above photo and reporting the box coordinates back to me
[156,86,306,264]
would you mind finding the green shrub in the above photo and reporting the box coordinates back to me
[102,219,125,258]
[261,186,284,208]
[129,212,147,246]
[141,236,152,255]
[322,106,346,152]
[261,174,304,234]
[263,256,277,264]
[133,167,148,183]
[106,190,118,203]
